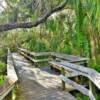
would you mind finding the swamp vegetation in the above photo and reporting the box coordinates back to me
[0,0,100,99]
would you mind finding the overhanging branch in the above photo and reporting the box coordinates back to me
[0,0,68,32]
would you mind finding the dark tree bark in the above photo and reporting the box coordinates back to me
[0,0,68,32]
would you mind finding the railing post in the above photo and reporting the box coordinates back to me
[84,60,93,95]
[50,55,56,70]
[34,62,38,67]
[83,60,88,67]
[61,67,66,90]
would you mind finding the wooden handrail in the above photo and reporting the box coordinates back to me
[0,49,18,100]
[49,61,81,77]
[49,61,100,89]
[19,50,49,62]
[50,52,89,63]
[7,49,18,83]
[60,61,100,89]
[18,48,88,63]
[18,48,51,57]
[60,75,95,100]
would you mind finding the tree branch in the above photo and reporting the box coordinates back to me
[0,0,68,32]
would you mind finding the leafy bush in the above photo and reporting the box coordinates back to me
[0,75,6,86]
[0,61,6,73]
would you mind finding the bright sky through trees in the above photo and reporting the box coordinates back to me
[0,0,6,12]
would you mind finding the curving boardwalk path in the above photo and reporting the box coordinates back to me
[12,53,76,100]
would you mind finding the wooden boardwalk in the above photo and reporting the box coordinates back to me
[12,53,76,100]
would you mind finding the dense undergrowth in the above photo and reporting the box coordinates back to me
[0,0,100,99]
[0,59,6,86]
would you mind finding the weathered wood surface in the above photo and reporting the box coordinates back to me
[50,52,89,63]
[49,61,81,77]
[18,48,51,57]
[19,49,82,77]
[19,50,49,63]
[18,48,88,63]
[0,83,15,100]
[31,52,51,57]
[49,61,100,89]
[12,53,76,100]
[61,61,100,89]
[0,49,18,100]
[20,50,81,78]
[60,75,95,100]
[7,49,18,83]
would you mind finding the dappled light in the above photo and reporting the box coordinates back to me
[0,0,100,100]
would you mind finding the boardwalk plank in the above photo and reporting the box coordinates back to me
[12,53,76,100]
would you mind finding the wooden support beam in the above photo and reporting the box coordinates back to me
[61,67,66,90]
[60,75,96,100]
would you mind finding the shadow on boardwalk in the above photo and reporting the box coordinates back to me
[12,53,75,100]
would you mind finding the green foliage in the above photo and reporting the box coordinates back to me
[89,56,100,72]
[96,94,100,100]
[0,61,6,73]
[0,75,6,86]
[77,96,89,100]
[0,0,100,98]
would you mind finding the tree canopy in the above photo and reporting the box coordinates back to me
[0,0,68,32]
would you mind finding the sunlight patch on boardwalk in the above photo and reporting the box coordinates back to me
[12,53,75,100]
